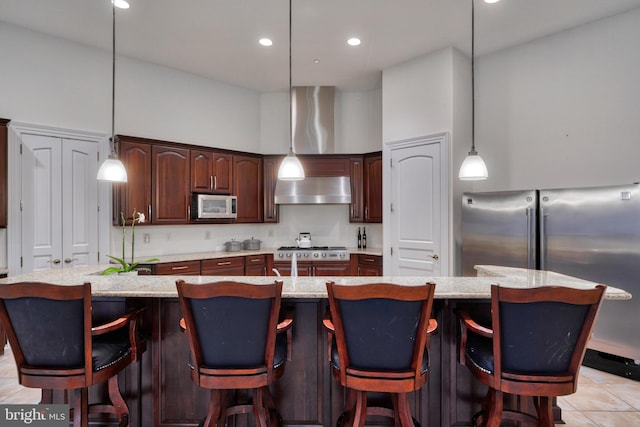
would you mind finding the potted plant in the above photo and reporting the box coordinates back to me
[101,210,158,275]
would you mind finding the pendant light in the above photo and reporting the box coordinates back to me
[97,1,128,182]
[277,0,305,181]
[459,0,488,181]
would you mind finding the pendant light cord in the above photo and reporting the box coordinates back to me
[471,0,476,153]
[111,3,118,155]
[288,0,293,154]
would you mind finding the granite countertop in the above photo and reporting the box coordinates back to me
[128,247,383,264]
[0,265,630,301]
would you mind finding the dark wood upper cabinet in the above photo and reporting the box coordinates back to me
[299,155,350,177]
[363,152,383,223]
[190,149,232,194]
[152,145,190,224]
[0,119,8,228]
[263,155,281,223]
[115,138,152,225]
[233,154,263,223]
[349,156,364,222]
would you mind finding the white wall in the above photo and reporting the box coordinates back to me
[0,22,384,267]
[473,8,640,191]
[0,22,261,152]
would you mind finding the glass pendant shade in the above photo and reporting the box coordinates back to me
[97,157,128,182]
[458,150,488,180]
[277,149,305,181]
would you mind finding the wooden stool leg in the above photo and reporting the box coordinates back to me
[107,375,129,426]
[395,393,414,427]
[202,390,224,427]
[40,389,54,404]
[485,389,502,427]
[352,391,367,427]
[537,396,554,427]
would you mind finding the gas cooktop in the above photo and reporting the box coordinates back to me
[275,246,349,261]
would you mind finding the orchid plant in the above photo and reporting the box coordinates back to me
[101,210,159,275]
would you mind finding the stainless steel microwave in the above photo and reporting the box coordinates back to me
[193,194,237,219]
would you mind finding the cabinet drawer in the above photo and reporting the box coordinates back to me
[201,256,245,271]
[358,254,382,266]
[155,260,201,275]
[245,255,266,265]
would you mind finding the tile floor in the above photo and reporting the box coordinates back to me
[0,344,639,426]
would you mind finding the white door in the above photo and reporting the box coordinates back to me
[385,134,449,276]
[20,134,99,272]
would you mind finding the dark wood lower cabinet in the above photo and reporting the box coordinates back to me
[117,297,556,427]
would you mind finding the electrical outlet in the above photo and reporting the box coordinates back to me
[143,233,150,243]
[205,231,211,240]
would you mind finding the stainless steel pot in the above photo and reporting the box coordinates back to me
[243,238,262,250]
[224,240,242,252]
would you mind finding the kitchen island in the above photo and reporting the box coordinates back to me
[0,266,630,427]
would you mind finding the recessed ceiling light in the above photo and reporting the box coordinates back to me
[112,0,130,9]
[313,59,320,64]
[347,38,361,46]
[259,38,273,47]
[484,0,500,3]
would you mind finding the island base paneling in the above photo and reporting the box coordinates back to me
[115,297,562,427]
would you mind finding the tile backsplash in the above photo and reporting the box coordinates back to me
[112,204,382,259]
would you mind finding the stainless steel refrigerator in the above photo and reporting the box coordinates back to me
[462,183,640,377]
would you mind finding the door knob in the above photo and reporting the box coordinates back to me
[64,258,77,264]
[52,259,61,264]
[431,255,439,260]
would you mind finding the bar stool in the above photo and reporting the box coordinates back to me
[176,279,293,427]
[456,284,606,427]
[0,281,145,427]
[323,281,437,427]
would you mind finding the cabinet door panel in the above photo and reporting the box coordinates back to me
[152,145,190,224]
[190,149,215,192]
[350,156,364,222]
[213,153,233,194]
[263,156,281,223]
[364,153,383,223]
[117,140,152,224]
[233,154,263,223]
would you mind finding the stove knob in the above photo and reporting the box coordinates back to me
[297,252,303,257]
[303,253,309,258]
[339,253,346,259]
[286,253,291,258]
[313,253,319,258]
[278,253,283,258]
[322,253,327,258]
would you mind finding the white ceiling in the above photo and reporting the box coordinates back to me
[1,0,639,92]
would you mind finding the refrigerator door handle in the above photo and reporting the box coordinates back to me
[539,207,546,270]
[527,208,536,270]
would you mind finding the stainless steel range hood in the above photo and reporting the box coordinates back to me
[292,86,334,154]
[274,176,351,204]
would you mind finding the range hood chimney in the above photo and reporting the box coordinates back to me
[292,86,334,154]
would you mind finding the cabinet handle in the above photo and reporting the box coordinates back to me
[64,258,78,264]
[217,261,231,266]
[364,206,368,219]
[363,257,375,262]
[51,259,61,265]
[250,259,261,263]
[171,265,189,270]
[213,176,217,190]
[210,176,214,190]
[148,204,152,222]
